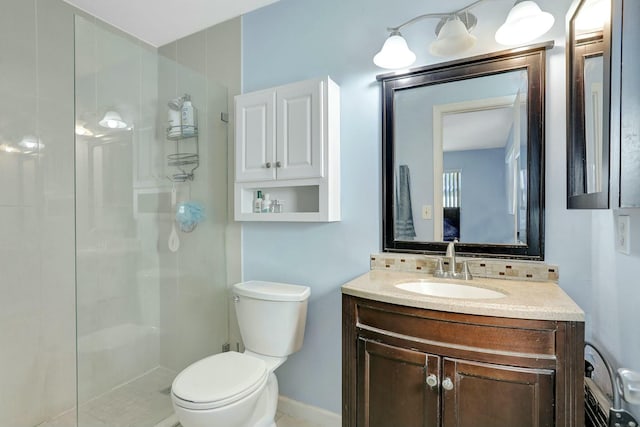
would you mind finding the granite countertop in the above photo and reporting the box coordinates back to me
[341,270,585,322]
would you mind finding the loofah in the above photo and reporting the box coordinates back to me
[175,201,205,232]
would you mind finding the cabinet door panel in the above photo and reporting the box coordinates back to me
[276,79,323,180]
[235,90,276,182]
[442,358,554,427]
[358,339,439,427]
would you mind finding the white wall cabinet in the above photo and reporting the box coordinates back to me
[234,76,340,222]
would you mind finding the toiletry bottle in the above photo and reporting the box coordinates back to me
[262,193,271,213]
[181,94,195,136]
[168,107,181,138]
[254,190,263,213]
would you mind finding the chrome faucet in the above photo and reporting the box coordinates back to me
[445,241,457,277]
[433,239,472,280]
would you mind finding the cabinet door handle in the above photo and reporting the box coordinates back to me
[276,161,282,168]
[442,377,454,391]
[426,374,439,388]
[265,162,272,168]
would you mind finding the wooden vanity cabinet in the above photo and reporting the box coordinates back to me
[343,295,584,427]
[358,339,440,427]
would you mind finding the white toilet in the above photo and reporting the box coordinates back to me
[171,280,311,427]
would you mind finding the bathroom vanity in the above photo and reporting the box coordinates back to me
[341,269,585,427]
[362,37,586,427]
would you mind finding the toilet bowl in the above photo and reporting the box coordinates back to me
[171,281,310,427]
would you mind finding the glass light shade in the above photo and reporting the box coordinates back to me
[575,0,610,32]
[99,111,127,129]
[495,0,555,46]
[373,32,417,70]
[429,18,477,57]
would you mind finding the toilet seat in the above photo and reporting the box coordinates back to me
[172,351,268,411]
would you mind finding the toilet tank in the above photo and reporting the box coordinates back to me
[233,281,310,357]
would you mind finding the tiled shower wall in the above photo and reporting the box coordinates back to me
[0,1,77,425]
[158,18,243,367]
[0,2,241,425]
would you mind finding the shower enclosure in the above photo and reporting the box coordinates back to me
[72,15,229,427]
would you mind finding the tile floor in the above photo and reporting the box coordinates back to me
[166,411,320,427]
[39,367,176,427]
[39,366,321,427]
[275,411,323,427]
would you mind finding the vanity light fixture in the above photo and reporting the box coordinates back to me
[373,0,555,69]
[495,0,555,46]
[373,30,417,70]
[430,16,478,57]
[98,110,127,129]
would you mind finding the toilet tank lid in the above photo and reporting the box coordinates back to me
[234,281,310,302]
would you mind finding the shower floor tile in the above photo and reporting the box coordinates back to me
[80,367,176,427]
[40,367,177,427]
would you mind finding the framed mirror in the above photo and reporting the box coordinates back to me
[379,43,551,260]
[566,0,612,209]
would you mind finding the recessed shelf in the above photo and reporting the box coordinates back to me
[235,180,339,222]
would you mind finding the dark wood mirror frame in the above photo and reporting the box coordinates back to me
[566,0,613,209]
[379,43,552,260]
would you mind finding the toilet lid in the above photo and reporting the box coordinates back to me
[172,352,267,405]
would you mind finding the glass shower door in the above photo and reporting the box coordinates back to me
[74,15,229,427]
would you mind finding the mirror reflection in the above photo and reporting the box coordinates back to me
[380,44,547,259]
[566,0,611,208]
[394,70,528,245]
[583,55,603,193]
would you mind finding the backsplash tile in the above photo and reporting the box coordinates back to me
[370,253,559,283]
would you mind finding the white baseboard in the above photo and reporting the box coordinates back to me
[277,395,341,427]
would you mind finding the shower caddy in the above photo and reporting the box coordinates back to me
[167,94,199,182]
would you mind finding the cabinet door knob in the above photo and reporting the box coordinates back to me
[276,161,282,168]
[426,374,439,388]
[442,377,454,391]
[265,162,272,168]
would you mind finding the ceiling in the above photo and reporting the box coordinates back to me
[443,107,515,152]
[63,0,280,47]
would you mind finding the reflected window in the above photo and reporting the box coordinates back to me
[443,170,461,208]
[443,170,461,242]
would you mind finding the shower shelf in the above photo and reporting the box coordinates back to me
[167,126,199,182]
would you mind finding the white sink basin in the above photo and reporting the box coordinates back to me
[395,281,506,299]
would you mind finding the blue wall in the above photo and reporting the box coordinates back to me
[443,148,514,244]
[241,0,384,412]
[241,0,600,414]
